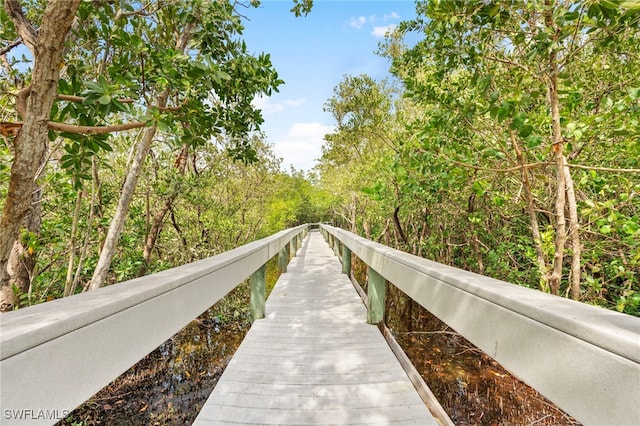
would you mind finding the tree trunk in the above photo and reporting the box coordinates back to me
[72,159,99,295]
[512,131,549,292]
[467,194,485,274]
[88,124,159,289]
[349,192,357,233]
[392,206,408,247]
[363,219,371,240]
[563,155,581,299]
[88,24,194,290]
[545,5,566,296]
[0,0,81,311]
[64,189,83,297]
[139,144,189,275]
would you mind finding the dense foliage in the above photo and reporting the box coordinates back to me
[0,0,327,308]
[318,0,640,315]
[1,0,638,318]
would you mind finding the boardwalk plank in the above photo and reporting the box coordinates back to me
[193,231,438,425]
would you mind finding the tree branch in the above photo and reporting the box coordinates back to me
[566,163,640,173]
[449,159,551,173]
[57,94,135,104]
[486,54,540,79]
[0,38,24,56]
[3,120,147,135]
[4,0,38,55]
[47,120,147,135]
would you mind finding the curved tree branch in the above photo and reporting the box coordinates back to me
[3,120,148,135]
[4,0,38,55]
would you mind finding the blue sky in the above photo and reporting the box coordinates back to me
[241,1,418,172]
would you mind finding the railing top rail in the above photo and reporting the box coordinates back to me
[321,224,640,426]
[0,225,306,361]
[0,225,308,425]
[321,225,639,362]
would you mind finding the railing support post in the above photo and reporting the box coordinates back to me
[367,266,385,324]
[342,245,351,275]
[250,264,266,322]
[291,236,297,258]
[278,246,288,273]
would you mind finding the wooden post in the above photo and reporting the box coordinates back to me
[367,266,386,324]
[342,245,351,275]
[250,264,266,322]
[278,246,288,273]
[291,235,297,258]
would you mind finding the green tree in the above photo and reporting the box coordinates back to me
[0,0,314,309]
[390,0,639,301]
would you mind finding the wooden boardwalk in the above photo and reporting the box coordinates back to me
[193,231,438,425]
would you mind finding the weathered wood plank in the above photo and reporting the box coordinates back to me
[193,231,438,425]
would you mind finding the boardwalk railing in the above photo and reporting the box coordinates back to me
[320,224,640,426]
[0,225,308,425]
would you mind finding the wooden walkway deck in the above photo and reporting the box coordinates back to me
[193,231,438,425]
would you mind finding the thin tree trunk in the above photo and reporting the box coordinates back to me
[88,124,160,289]
[392,206,408,246]
[417,209,429,258]
[467,194,485,274]
[512,131,549,292]
[377,218,390,243]
[0,0,81,311]
[563,155,581,299]
[63,188,83,296]
[363,219,371,240]
[88,25,194,290]
[73,158,99,295]
[349,192,357,233]
[545,5,566,296]
[139,144,189,275]
[170,207,188,251]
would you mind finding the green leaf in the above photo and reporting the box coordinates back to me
[84,81,104,93]
[564,11,580,20]
[518,124,534,138]
[94,138,113,152]
[110,98,127,113]
[98,95,111,105]
[82,93,102,105]
[622,221,639,235]
[157,120,171,132]
[526,135,543,149]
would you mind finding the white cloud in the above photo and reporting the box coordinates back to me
[252,95,306,115]
[371,24,397,38]
[350,13,401,37]
[384,12,400,21]
[273,122,334,171]
[349,16,367,29]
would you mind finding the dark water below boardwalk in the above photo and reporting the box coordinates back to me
[388,304,581,426]
[60,297,251,425]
